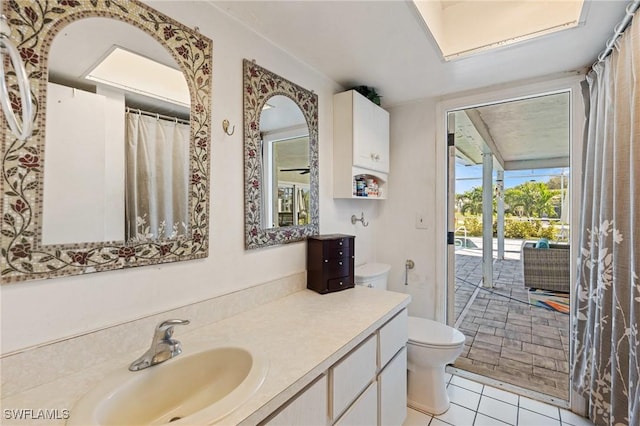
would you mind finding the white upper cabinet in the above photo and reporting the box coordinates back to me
[333,90,390,199]
[352,91,389,173]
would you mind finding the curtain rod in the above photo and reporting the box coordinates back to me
[593,0,640,69]
[125,106,190,125]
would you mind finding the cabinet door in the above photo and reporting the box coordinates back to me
[331,335,377,419]
[379,347,407,426]
[334,381,378,426]
[352,92,376,170]
[371,104,389,173]
[352,92,389,173]
[379,309,408,369]
[266,375,328,426]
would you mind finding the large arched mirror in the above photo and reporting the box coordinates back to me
[1,1,212,283]
[243,60,319,249]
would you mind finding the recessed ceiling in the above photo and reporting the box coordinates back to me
[414,0,585,61]
[210,0,627,106]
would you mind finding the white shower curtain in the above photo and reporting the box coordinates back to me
[572,10,640,426]
[125,112,190,241]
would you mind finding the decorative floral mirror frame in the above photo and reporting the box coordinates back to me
[0,0,212,283]
[243,59,319,249]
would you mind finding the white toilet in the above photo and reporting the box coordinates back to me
[354,263,466,416]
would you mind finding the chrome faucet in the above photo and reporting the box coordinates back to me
[129,319,190,371]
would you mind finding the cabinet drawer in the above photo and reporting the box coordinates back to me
[324,247,350,260]
[334,381,377,426]
[327,276,353,292]
[265,375,328,426]
[324,258,351,278]
[379,309,408,369]
[327,237,351,250]
[331,335,376,420]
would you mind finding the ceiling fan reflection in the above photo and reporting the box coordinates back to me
[280,167,310,175]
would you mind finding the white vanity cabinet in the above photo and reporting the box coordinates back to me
[379,347,407,426]
[264,308,408,426]
[266,375,328,426]
[377,309,408,426]
[335,381,378,426]
[333,90,390,199]
[331,335,377,419]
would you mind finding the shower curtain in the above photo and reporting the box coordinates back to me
[572,12,640,426]
[125,112,190,241]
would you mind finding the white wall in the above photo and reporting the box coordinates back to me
[376,99,438,320]
[0,1,379,355]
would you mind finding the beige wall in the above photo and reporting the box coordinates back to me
[377,98,438,319]
[0,1,380,355]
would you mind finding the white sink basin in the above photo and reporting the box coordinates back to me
[69,346,268,425]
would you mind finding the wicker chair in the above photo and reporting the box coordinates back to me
[521,241,570,292]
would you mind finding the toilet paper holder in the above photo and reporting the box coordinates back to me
[405,259,415,285]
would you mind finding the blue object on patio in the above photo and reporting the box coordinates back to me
[535,238,550,249]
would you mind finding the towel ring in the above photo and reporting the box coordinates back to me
[0,16,33,141]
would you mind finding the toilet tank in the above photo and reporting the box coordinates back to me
[354,263,391,290]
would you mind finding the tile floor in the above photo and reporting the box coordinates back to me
[403,374,593,426]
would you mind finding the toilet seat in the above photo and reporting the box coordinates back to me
[408,316,465,349]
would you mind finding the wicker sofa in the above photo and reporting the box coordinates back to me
[521,241,570,292]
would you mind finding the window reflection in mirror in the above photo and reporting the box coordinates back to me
[41,18,190,245]
[259,95,310,229]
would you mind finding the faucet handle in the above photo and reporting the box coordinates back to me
[156,319,190,339]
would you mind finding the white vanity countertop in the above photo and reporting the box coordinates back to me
[1,287,410,425]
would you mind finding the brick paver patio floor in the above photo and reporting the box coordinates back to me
[452,249,570,401]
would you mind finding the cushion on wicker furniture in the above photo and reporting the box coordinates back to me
[521,241,570,292]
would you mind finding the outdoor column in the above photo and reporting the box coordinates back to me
[497,170,505,260]
[482,153,493,288]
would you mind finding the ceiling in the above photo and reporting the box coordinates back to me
[211,0,627,106]
[454,92,570,171]
[48,17,189,119]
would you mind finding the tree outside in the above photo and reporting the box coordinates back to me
[455,177,568,241]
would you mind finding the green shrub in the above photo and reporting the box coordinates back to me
[537,224,558,240]
[461,217,483,237]
[505,220,533,239]
[504,219,559,240]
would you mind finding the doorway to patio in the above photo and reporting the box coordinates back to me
[446,92,571,405]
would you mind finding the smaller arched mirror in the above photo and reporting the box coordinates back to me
[259,95,310,229]
[243,60,319,249]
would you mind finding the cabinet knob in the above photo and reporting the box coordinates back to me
[338,251,343,256]
[339,241,343,246]
[339,281,344,286]
[324,259,328,263]
[339,261,343,266]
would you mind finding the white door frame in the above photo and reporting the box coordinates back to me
[434,73,586,413]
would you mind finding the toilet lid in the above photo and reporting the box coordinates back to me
[408,316,465,348]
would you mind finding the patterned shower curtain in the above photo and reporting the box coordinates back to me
[572,12,640,426]
[125,112,190,241]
